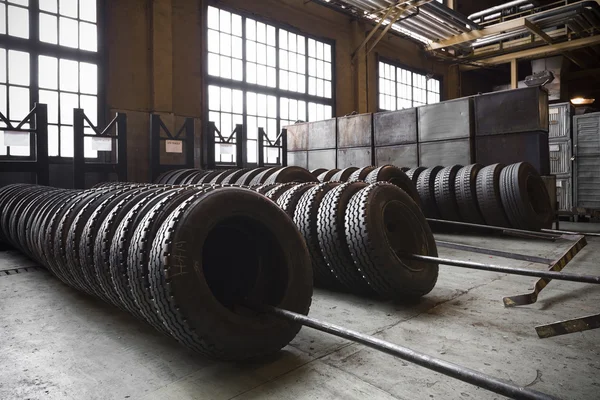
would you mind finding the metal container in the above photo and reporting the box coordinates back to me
[474,87,549,136]
[337,147,373,169]
[308,149,336,170]
[375,144,418,168]
[308,119,336,150]
[573,112,600,210]
[337,113,372,148]
[418,138,473,167]
[549,140,571,175]
[555,174,572,212]
[418,98,473,142]
[288,151,308,169]
[549,102,572,140]
[374,109,417,146]
[475,131,550,175]
[285,123,309,151]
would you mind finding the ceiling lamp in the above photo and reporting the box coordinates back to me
[570,97,596,105]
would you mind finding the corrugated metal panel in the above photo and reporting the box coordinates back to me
[549,140,571,175]
[549,102,572,140]
[574,112,600,209]
[555,174,572,212]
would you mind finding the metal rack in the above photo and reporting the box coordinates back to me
[149,114,195,182]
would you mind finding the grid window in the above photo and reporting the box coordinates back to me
[207,6,334,164]
[1,0,100,158]
[378,61,441,111]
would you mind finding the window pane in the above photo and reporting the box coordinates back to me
[48,125,59,156]
[256,22,265,43]
[232,89,243,114]
[232,36,242,59]
[232,59,242,81]
[208,29,219,54]
[59,0,77,18]
[59,17,78,48]
[60,125,74,157]
[79,22,97,52]
[80,62,97,94]
[247,140,257,163]
[220,32,231,57]
[0,4,5,35]
[219,55,231,79]
[207,52,219,76]
[80,94,97,125]
[40,13,58,44]
[246,19,255,41]
[39,55,58,89]
[8,5,29,39]
[40,0,58,13]
[266,25,276,46]
[60,59,78,91]
[207,6,219,30]
[279,30,287,50]
[79,0,96,23]
[0,84,7,123]
[8,50,29,86]
[60,92,78,124]
[219,9,230,34]
[9,86,30,121]
[231,14,242,37]
[39,90,59,124]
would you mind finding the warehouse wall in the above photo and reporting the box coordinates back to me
[104,0,453,181]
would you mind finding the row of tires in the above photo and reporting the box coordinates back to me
[0,183,313,360]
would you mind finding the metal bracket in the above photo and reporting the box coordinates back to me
[536,313,600,338]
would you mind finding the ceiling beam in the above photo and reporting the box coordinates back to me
[427,17,525,50]
[523,19,588,68]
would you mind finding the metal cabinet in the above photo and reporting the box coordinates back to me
[549,102,573,140]
[573,112,600,210]
[549,140,572,175]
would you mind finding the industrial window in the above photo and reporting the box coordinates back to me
[206,6,334,164]
[0,0,101,158]
[378,60,441,111]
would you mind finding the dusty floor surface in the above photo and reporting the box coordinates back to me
[1,223,598,400]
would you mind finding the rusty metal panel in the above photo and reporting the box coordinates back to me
[475,131,550,175]
[287,151,308,169]
[337,147,372,169]
[555,174,572,212]
[419,139,473,167]
[549,140,571,175]
[374,109,417,146]
[474,87,549,136]
[338,113,372,148]
[375,144,418,168]
[285,123,309,151]
[573,112,600,210]
[418,98,472,142]
[549,102,572,140]
[308,149,336,170]
[308,119,336,150]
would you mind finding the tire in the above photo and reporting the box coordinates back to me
[499,162,553,231]
[221,169,251,185]
[330,167,359,182]
[249,167,282,186]
[254,183,280,195]
[293,182,341,288]
[317,169,340,182]
[210,169,239,184]
[235,168,269,186]
[406,167,427,185]
[264,183,298,202]
[263,166,318,185]
[434,165,463,221]
[317,182,374,294]
[476,164,511,227]
[276,183,317,217]
[347,166,376,182]
[416,166,443,218]
[155,170,180,184]
[172,169,200,184]
[345,182,438,299]
[455,164,485,224]
[311,168,327,177]
[148,187,313,360]
[366,165,421,207]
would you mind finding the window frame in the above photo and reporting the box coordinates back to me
[203,3,336,166]
[0,0,105,161]
[376,55,443,112]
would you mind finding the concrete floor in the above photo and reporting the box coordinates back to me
[1,225,599,400]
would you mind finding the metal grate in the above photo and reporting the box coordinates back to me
[549,102,572,140]
[574,112,600,209]
[549,140,571,175]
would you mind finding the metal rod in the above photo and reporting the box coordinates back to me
[543,228,600,238]
[403,254,600,284]
[435,240,554,265]
[427,218,561,240]
[258,305,556,400]
[535,313,600,338]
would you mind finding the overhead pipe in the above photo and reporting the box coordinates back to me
[468,0,532,21]
[426,0,481,30]
[420,4,472,32]
[417,11,464,36]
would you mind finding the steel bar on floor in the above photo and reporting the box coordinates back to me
[427,218,561,241]
[535,313,600,338]
[401,254,600,285]
[543,228,600,238]
[257,305,556,400]
[434,240,554,264]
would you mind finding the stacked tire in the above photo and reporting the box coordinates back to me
[0,183,313,361]
[155,166,318,186]
[414,162,553,231]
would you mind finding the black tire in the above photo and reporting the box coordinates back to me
[221,169,251,185]
[330,167,359,182]
[347,166,376,182]
[264,183,298,202]
[416,166,443,218]
[293,182,341,288]
[155,169,180,184]
[499,162,553,231]
[249,167,282,186]
[366,165,421,207]
[317,169,340,182]
[345,183,438,299]
[148,187,313,360]
[476,164,511,227]
[317,182,374,294]
[311,168,327,177]
[455,164,485,224]
[263,166,318,185]
[173,169,200,184]
[434,165,463,221]
[210,169,239,184]
[406,167,427,185]
[236,167,269,186]
[276,183,317,217]
[180,171,205,184]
